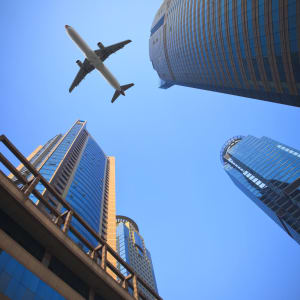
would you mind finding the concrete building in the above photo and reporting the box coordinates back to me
[221,135,300,244]
[149,0,300,107]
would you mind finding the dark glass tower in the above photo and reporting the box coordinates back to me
[149,0,300,107]
[221,135,300,244]
[116,216,158,299]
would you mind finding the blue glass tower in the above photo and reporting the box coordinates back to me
[221,135,300,244]
[1,120,117,299]
[150,0,300,107]
[116,216,158,299]
[23,121,109,246]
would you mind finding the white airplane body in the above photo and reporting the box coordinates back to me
[65,25,134,102]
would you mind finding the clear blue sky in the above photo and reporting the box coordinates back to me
[1,1,300,299]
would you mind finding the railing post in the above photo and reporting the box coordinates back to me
[132,274,139,300]
[62,211,73,233]
[90,250,98,261]
[24,175,41,197]
[122,278,128,290]
[54,217,63,227]
[101,245,107,271]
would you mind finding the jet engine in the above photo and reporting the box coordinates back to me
[97,42,105,49]
[76,60,84,68]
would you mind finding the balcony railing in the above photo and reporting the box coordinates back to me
[0,134,162,300]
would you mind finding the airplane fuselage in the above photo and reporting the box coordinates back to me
[65,25,122,92]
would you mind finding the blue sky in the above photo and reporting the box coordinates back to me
[1,1,300,299]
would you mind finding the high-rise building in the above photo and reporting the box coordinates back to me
[221,135,300,244]
[116,215,158,299]
[10,134,62,181]
[0,120,119,299]
[12,120,116,249]
[149,0,300,107]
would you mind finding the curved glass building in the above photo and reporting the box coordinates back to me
[149,0,300,107]
[116,215,158,299]
[222,135,300,244]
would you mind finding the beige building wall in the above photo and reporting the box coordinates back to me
[105,156,117,278]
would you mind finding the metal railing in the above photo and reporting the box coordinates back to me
[0,135,162,300]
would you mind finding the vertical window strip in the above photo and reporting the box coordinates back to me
[232,0,249,89]
[253,0,271,92]
[216,0,232,87]
[204,0,219,86]
[167,1,176,78]
[278,0,298,94]
[200,0,215,85]
[221,0,234,83]
[226,0,243,88]
[184,0,195,81]
[196,0,209,83]
[213,0,227,87]
[180,0,190,81]
[190,0,204,82]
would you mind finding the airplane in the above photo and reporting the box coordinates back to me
[65,25,134,103]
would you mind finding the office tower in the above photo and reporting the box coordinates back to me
[0,120,120,300]
[221,135,300,244]
[13,120,116,248]
[116,215,158,299]
[149,0,300,107]
[9,134,62,182]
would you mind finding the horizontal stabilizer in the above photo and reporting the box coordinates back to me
[121,83,134,92]
[111,83,134,103]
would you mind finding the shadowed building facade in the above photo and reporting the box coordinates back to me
[1,120,117,299]
[116,216,158,299]
[149,0,300,107]
[221,135,300,245]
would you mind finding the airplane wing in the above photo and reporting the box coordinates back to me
[95,40,132,62]
[69,59,95,93]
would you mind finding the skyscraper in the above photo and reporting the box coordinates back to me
[10,134,62,181]
[0,120,119,299]
[221,135,300,244]
[149,0,300,107]
[14,120,116,249]
[116,215,158,299]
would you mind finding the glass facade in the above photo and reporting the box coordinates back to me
[20,135,62,176]
[25,121,108,247]
[116,216,158,299]
[1,120,112,299]
[149,0,300,107]
[222,135,300,244]
[65,136,107,246]
[0,250,64,300]
[116,223,131,276]
[30,122,84,204]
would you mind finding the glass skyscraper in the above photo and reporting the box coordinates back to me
[149,0,300,107]
[116,215,158,299]
[1,120,117,299]
[14,120,116,247]
[221,135,300,244]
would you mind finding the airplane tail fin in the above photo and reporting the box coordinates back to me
[111,83,134,103]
